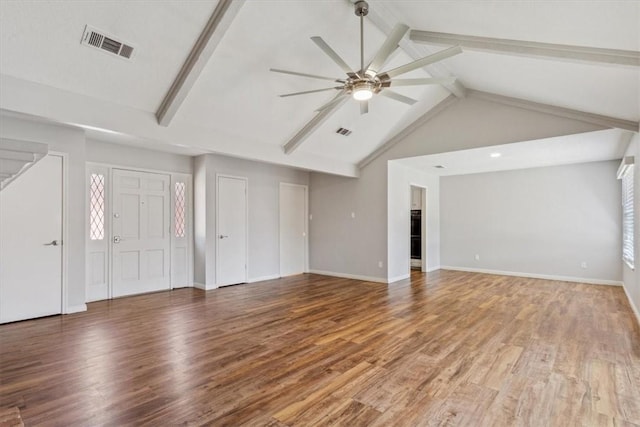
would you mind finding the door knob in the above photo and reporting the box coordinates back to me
[44,240,61,246]
[113,235,121,243]
[219,235,229,239]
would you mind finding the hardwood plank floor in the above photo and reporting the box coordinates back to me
[1,270,639,426]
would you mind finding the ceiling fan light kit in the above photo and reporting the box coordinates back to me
[271,0,462,116]
[352,81,374,100]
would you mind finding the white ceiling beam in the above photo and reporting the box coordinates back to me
[283,92,349,154]
[410,30,640,67]
[156,0,246,126]
[468,90,638,132]
[354,0,467,98]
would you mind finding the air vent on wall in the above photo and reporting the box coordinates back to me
[81,25,135,60]
[336,127,352,136]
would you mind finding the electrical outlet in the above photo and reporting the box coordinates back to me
[378,261,383,268]
[581,261,587,269]
[474,254,480,261]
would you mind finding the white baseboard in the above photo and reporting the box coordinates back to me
[65,304,87,314]
[622,283,640,327]
[194,282,218,291]
[389,273,410,283]
[309,269,388,284]
[426,265,441,273]
[248,274,280,283]
[440,266,623,286]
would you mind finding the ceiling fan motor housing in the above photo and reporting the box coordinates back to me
[354,1,369,17]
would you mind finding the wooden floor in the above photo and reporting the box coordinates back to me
[1,270,639,426]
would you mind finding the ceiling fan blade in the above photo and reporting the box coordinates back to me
[365,23,410,76]
[389,77,457,87]
[269,68,344,83]
[316,92,349,111]
[380,46,463,79]
[379,90,418,106]
[360,100,369,115]
[280,87,343,98]
[311,36,354,75]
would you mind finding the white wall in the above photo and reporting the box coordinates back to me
[86,139,192,174]
[387,162,440,281]
[309,96,604,282]
[194,153,309,288]
[440,161,622,283]
[193,155,207,285]
[0,115,87,311]
[0,115,197,312]
[622,132,640,322]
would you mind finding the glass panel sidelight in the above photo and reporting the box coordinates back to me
[175,182,186,238]
[89,173,105,240]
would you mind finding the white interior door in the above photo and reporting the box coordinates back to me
[279,183,307,277]
[216,175,247,286]
[0,155,62,323]
[112,169,170,298]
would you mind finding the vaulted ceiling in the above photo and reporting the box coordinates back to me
[1,0,638,177]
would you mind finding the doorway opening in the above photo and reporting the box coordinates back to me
[410,185,427,273]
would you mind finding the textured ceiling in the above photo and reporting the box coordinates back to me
[0,0,637,173]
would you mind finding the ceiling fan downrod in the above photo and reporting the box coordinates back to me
[354,1,369,74]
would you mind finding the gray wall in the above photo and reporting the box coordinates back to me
[440,161,622,282]
[86,139,192,174]
[309,95,604,282]
[194,153,309,287]
[0,115,87,310]
[622,132,640,319]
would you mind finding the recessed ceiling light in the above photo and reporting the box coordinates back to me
[490,152,502,158]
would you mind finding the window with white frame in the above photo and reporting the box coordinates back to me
[621,164,634,269]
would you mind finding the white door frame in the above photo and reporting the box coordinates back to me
[85,163,194,301]
[51,151,70,314]
[279,182,309,276]
[215,174,249,286]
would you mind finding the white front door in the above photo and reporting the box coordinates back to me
[112,169,170,298]
[216,175,247,286]
[279,183,307,277]
[0,155,62,323]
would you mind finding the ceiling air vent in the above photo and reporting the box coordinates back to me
[336,127,352,136]
[434,165,445,169]
[81,25,135,60]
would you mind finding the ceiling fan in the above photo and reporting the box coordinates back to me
[270,0,462,115]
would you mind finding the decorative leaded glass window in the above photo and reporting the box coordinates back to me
[89,173,105,240]
[175,182,186,238]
